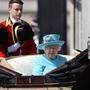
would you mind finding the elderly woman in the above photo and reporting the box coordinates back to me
[32,34,67,75]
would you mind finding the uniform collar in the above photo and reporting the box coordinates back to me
[6,17,22,27]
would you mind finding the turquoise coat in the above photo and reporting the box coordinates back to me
[32,54,67,75]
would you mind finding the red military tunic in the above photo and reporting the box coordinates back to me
[0,18,37,58]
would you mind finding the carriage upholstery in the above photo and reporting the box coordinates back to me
[7,54,74,76]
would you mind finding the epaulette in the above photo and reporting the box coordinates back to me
[6,18,12,26]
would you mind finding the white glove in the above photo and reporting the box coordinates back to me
[8,42,20,53]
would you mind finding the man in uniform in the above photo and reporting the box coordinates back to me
[0,0,37,58]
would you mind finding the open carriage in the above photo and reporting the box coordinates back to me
[0,49,89,90]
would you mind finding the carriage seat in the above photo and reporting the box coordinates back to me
[7,54,74,76]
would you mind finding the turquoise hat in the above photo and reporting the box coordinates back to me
[37,34,64,50]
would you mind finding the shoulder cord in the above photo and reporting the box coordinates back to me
[12,25,20,43]
[14,25,20,42]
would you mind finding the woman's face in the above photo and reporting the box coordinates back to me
[44,45,61,59]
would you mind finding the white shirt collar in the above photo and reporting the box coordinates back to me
[10,16,21,24]
[10,17,16,24]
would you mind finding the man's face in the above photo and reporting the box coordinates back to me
[9,3,23,20]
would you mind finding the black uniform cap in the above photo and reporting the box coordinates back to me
[13,21,34,44]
